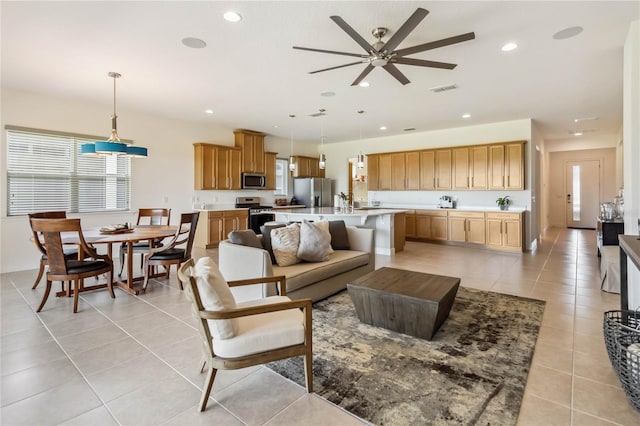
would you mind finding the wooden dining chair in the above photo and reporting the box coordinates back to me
[31,218,115,313]
[29,211,80,290]
[178,257,312,412]
[119,208,171,276]
[141,212,199,292]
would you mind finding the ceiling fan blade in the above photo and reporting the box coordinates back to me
[310,61,365,74]
[393,32,476,57]
[330,15,376,53]
[293,46,367,58]
[350,64,375,86]
[383,63,410,85]
[381,8,429,53]
[392,57,457,70]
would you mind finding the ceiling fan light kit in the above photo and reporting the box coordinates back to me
[293,8,475,85]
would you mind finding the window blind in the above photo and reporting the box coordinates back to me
[6,129,131,216]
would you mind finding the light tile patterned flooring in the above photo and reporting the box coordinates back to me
[1,227,640,425]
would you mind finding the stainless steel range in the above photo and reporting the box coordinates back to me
[234,197,274,234]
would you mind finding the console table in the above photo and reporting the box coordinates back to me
[619,235,640,311]
[597,218,624,255]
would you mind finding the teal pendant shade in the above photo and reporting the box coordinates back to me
[80,143,98,155]
[126,145,148,157]
[95,141,127,155]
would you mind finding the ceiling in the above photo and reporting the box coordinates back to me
[2,1,638,145]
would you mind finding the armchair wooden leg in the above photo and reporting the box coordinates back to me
[304,349,313,393]
[36,279,53,312]
[32,262,45,289]
[73,279,80,313]
[107,271,115,299]
[142,258,150,292]
[119,249,125,276]
[199,365,217,412]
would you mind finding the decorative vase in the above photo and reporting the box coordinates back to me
[499,204,508,211]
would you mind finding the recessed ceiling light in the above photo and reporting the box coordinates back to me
[204,109,214,114]
[320,91,335,97]
[379,126,387,131]
[573,132,583,136]
[462,113,471,119]
[272,125,279,129]
[223,11,242,22]
[181,37,207,49]
[501,42,518,52]
[359,81,370,87]
[553,26,583,40]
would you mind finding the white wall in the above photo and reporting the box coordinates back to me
[623,21,640,308]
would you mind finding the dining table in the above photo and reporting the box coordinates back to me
[56,224,179,296]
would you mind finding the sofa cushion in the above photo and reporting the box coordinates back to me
[328,220,351,250]
[272,250,370,293]
[213,296,304,358]
[297,220,333,262]
[261,223,286,264]
[228,229,262,248]
[271,223,301,267]
[193,257,237,339]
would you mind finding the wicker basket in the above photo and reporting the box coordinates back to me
[616,333,640,410]
[603,310,640,410]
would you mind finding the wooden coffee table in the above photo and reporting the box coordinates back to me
[347,267,460,340]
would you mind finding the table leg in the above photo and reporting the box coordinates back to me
[620,245,628,312]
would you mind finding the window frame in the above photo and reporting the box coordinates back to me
[5,126,132,216]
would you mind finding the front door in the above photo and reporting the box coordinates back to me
[565,160,600,229]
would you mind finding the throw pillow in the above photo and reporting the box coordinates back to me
[228,229,262,249]
[261,223,286,264]
[328,220,351,250]
[298,220,334,262]
[193,257,237,339]
[271,223,301,267]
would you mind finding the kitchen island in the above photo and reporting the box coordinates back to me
[273,207,407,255]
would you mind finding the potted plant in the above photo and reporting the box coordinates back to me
[496,196,511,211]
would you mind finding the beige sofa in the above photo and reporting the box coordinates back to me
[218,226,374,302]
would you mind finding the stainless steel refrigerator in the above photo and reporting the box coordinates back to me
[293,178,334,208]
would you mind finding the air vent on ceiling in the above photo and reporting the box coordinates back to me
[429,83,458,93]
[307,108,327,118]
[403,127,416,132]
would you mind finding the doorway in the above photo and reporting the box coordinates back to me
[565,160,600,229]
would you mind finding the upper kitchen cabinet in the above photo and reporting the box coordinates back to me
[453,146,488,190]
[452,147,470,190]
[420,149,452,190]
[264,152,277,190]
[367,154,379,190]
[404,151,421,190]
[234,130,265,173]
[194,143,242,190]
[291,155,325,178]
[489,141,525,190]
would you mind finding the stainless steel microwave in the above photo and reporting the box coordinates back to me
[242,173,266,189]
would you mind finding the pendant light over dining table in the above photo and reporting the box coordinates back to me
[357,110,365,169]
[288,114,296,171]
[81,72,148,157]
[318,109,327,170]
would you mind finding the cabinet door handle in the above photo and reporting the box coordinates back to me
[433,177,436,188]
[472,176,474,187]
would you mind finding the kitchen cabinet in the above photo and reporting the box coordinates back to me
[264,152,277,190]
[291,155,325,178]
[489,142,524,190]
[405,151,421,190]
[194,143,241,190]
[405,209,416,237]
[194,210,248,249]
[391,153,405,190]
[234,130,265,174]
[367,154,380,190]
[378,154,392,189]
[448,211,485,244]
[452,147,470,190]
[420,149,452,190]
[469,145,488,189]
[413,210,448,240]
[486,212,522,252]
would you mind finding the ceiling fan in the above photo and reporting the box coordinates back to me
[293,8,475,86]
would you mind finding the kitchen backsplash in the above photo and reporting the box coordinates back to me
[368,190,530,210]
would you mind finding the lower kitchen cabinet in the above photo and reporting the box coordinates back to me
[394,212,406,252]
[194,210,248,249]
[448,211,486,244]
[485,212,522,252]
[413,210,447,241]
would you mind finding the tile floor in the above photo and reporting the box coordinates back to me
[1,227,640,425]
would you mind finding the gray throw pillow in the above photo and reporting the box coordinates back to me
[298,220,333,262]
[261,223,286,263]
[228,229,262,249]
[329,220,351,250]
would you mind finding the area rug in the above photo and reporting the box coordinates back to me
[267,287,545,425]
